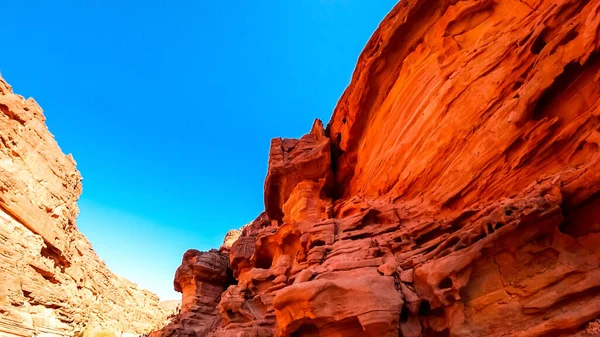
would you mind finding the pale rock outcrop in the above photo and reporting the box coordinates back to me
[0,76,172,337]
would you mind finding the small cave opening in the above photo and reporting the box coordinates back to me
[560,30,579,46]
[439,277,453,289]
[362,209,380,227]
[291,323,319,337]
[45,303,63,310]
[40,245,71,272]
[560,191,600,237]
[225,267,238,288]
[0,104,9,115]
[469,229,487,244]
[532,60,583,121]
[418,300,431,315]
[513,81,523,91]
[255,254,273,270]
[531,33,547,55]
[400,306,409,323]
[253,241,278,270]
[282,234,301,258]
[415,226,454,247]
[225,310,249,323]
[22,290,32,299]
[311,239,325,247]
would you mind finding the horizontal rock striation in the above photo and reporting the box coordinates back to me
[0,76,172,337]
[153,0,600,336]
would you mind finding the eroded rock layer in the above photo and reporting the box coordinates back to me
[0,77,171,337]
[154,0,600,336]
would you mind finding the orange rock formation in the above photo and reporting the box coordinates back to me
[157,0,600,335]
[0,77,173,337]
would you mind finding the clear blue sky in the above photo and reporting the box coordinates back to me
[0,1,396,300]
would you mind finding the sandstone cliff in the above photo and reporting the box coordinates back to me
[153,0,600,336]
[0,76,172,337]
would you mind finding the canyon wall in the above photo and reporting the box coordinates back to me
[0,76,171,337]
[153,0,600,336]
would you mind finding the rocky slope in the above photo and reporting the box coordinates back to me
[153,0,600,336]
[0,76,172,337]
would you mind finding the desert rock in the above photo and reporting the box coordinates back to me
[0,76,172,337]
[154,0,600,336]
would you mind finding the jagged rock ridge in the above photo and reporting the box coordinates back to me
[153,0,600,336]
[0,77,173,337]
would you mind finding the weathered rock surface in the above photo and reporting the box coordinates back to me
[0,76,172,337]
[154,0,600,336]
[151,250,229,337]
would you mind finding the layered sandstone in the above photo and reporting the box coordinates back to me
[154,0,600,336]
[0,76,172,337]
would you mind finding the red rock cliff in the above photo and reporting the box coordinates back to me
[154,0,600,336]
[0,76,172,337]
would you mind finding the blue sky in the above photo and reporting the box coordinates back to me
[0,1,396,300]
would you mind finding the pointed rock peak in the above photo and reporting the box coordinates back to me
[310,118,326,140]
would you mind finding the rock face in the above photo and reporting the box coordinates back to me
[0,76,171,337]
[154,0,600,336]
